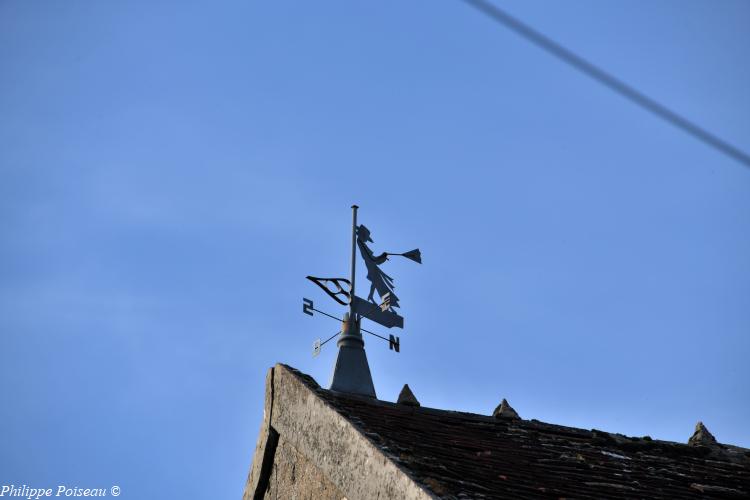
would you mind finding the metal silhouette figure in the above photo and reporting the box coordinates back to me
[356,225,421,310]
[356,224,398,308]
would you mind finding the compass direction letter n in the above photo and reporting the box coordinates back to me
[389,334,400,353]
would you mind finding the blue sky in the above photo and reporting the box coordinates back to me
[1,1,748,498]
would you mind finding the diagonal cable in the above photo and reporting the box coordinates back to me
[461,0,750,169]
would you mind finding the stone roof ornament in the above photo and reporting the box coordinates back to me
[397,384,420,406]
[493,398,521,420]
[688,421,718,447]
[302,205,422,398]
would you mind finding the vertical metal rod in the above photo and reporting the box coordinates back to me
[349,205,358,327]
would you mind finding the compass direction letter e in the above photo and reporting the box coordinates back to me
[303,298,314,316]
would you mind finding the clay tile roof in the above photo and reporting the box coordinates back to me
[284,365,750,499]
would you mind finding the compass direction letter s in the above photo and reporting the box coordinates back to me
[312,338,321,357]
[303,298,314,316]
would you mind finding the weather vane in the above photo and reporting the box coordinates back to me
[302,205,421,397]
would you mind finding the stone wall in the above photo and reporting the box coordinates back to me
[262,435,345,500]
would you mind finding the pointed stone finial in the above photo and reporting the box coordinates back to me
[688,421,717,447]
[397,384,420,406]
[493,398,520,420]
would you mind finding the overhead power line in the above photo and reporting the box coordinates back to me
[461,0,750,169]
